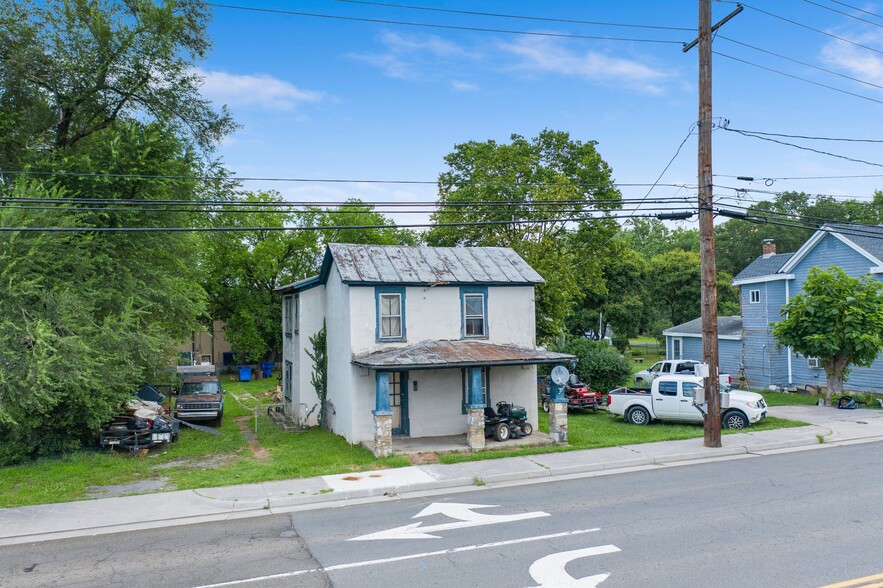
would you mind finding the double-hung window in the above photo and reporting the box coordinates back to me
[284,296,294,337]
[461,288,488,339]
[376,287,406,341]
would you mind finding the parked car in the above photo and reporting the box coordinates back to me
[606,374,767,429]
[173,375,225,426]
[634,359,732,387]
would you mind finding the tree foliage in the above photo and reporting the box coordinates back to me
[555,338,632,392]
[426,130,621,342]
[0,0,234,168]
[772,267,883,402]
[306,321,328,429]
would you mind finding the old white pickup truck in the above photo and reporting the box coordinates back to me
[634,359,732,387]
[606,375,767,429]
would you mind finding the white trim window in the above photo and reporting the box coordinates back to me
[380,293,403,339]
[464,293,486,337]
[749,289,761,304]
[284,296,294,337]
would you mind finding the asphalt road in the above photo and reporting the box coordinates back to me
[2,441,882,588]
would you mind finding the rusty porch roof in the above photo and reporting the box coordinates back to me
[352,340,575,370]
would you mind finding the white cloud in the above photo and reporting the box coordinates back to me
[198,69,324,111]
[499,37,672,94]
[452,80,479,92]
[349,32,477,79]
[821,36,883,86]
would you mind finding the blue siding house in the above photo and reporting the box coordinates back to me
[664,225,883,392]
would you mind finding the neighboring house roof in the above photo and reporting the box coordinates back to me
[732,252,794,283]
[780,223,883,274]
[352,340,575,370]
[663,316,742,340]
[277,244,544,293]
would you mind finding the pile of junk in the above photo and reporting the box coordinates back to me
[99,385,180,453]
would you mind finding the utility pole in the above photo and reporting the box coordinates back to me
[683,2,741,447]
[697,0,720,447]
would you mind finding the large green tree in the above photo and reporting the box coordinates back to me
[647,248,738,326]
[426,130,621,342]
[0,0,234,170]
[772,267,883,403]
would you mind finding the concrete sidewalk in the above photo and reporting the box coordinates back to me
[2,405,882,546]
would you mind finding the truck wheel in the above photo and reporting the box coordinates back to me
[627,406,650,426]
[541,399,550,412]
[493,422,511,442]
[723,410,748,430]
[521,422,533,436]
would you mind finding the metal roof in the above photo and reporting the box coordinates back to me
[733,252,794,282]
[663,316,742,339]
[352,340,575,370]
[327,244,544,286]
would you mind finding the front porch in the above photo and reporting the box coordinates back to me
[361,431,555,456]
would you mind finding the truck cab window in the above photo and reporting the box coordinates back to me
[658,381,678,396]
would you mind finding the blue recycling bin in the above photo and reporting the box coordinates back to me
[238,365,252,382]
[260,362,274,378]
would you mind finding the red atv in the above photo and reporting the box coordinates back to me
[540,375,603,412]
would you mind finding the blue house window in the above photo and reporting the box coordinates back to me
[376,287,406,341]
[461,287,488,339]
[749,289,760,304]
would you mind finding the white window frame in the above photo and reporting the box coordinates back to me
[284,296,294,337]
[749,289,761,304]
[463,293,487,338]
[379,292,403,340]
[807,357,821,369]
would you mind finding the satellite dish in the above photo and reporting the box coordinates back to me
[551,365,570,386]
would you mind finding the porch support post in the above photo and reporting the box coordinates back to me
[372,371,393,458]
[548,377,569,444]
[466,366,485,450]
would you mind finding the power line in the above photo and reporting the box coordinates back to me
[800,0,883,29]
[713,51,883,106]
[716,172,883,180]
[720,127,883,143]
[0,211,690,233]
[720,127,883,169]
[735,2,883,56]
[332,0,693,31]
[0,168,694,190]
[629,126,696,219]
[206,3,684,44]
[717,35,883,93]
[824,0,883,21]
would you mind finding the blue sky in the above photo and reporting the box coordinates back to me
[198,1,883,228]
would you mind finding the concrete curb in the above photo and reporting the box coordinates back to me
[2,406,882,547]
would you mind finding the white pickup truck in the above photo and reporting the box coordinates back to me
[606,375,767,429]
[634,359,732,387]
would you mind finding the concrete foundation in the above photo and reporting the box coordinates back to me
[549,401,568,444]
[373,413,393,458]
[466,408,486,450]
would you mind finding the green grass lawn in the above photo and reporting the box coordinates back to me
[0,379,815,508]
[437,407,807,464]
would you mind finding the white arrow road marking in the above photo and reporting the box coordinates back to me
[191,528,601,588]
[350,502,550,540]
[526,545,621,588]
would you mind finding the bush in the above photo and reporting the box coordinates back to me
[555,338,632,392]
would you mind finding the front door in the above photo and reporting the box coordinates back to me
[389,371,409,436]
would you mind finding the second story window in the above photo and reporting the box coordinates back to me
[461,288,488,338]
[284,296,295,337]
[749,289,760,304]
[377,287,406,341]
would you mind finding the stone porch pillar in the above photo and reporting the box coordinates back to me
[466,366,486,450]
[548,377,568,444]
[373,371,393,458]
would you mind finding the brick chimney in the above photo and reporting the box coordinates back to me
[762,238,776,258]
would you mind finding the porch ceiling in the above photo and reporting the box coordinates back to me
[352,340,575,370]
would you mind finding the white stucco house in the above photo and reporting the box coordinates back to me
[276,244,573,456]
